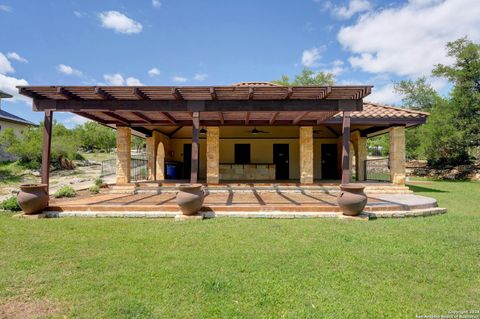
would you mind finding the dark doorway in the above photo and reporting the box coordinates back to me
[182,144,191,179]
[321,144,339,179]
[273,144,289,180]
[234,144,251,164]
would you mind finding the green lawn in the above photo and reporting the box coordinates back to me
[0,180,479,318]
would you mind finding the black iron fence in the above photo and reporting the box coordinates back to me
[100,156,148,181]
[365,157,390,181]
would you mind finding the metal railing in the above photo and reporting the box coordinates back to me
[365,157,390,181]
[100,156,148,181]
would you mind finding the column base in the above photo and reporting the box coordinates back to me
[174,213,205,221]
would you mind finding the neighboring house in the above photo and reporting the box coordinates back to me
[0,90,37,161]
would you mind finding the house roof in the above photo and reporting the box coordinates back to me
[333,102,429,120]
[0,109,36,126]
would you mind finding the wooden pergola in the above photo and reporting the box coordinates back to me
[19,84,373,188]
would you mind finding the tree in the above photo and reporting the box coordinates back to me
[432,37,480,150]
[272,68,335,86]
[0,121,80,168]
[74,122,116,152]
[394,77,440,112]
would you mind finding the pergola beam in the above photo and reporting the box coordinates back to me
[210,87,217,100]
[171,88,183,100]
[131,111,153,123]
[245,112,250,125]
[33,98,364,112]
[218,112,225,124]
[103,111,130,125]
[133,88,150,100]
[162,112,177,124]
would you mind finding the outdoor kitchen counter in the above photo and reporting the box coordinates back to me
[219,163,275,180]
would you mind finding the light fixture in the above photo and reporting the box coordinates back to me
[200,127,207,134]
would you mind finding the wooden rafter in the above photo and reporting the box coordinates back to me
[210,88,217,100]
[293,111,309,124]
[269,112,279,124]
[133,88,150,100]
[285,87,293,99]
[248,87,254,100]
[245,112,250,124]
[102,111,129,125]
[75,112,109,124]
[95,87,114,100]
[131,111,153,123]
[218,112,225,124]
[171,88,183,100]
[57,87,80,100]
[162,112,177,124]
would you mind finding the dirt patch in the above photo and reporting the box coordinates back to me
[0,298,63,319]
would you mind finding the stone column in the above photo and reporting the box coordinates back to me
[153,131,166,181]
[145,136,156,180]
[389,126,406,185]
[351,131,367,181]
[116,126,131,185]
[299,126,314,184]
[206,127,220,184]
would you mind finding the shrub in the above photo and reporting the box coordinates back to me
[94,178,103,186]
[0,196,21,211]
[54,186,76,198]
[89,185,100,194]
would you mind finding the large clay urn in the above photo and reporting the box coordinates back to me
[176,184,205,215]
[17,184,49,215]
[337,184,367,216]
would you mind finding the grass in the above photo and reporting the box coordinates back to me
[0,180,479,318]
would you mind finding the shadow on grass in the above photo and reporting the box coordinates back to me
[407,184,448,193]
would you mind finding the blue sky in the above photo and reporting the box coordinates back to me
[0,0,479,126]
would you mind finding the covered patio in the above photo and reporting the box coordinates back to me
[18,83,426,187]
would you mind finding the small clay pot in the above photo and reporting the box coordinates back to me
[337,184,367,216]
[17,184,49,215]
[176,184,205,215]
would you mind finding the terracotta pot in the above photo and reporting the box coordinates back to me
[176,184,205,215]
[17,184,49,215]
[337,184,367,216]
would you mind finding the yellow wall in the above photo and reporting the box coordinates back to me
[168,126,351,180]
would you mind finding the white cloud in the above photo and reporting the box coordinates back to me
[6,52,28,63]
[366,83,403,105]
[323,59,346,75]
[0,53,14,74]
[126,77,144,86]
[99,11,143,34]
[0,73,29,103]
[104,73,125,85]
[172,76,188,83]
[57,64,83,77]
[332,0,371,19]
[73,11,86,18]
[338,0,480,77]
[301,47,323,67]
[148,67,160,77]
[64,114,90,126]
[152,0,161,8]
[103,73,143,86]
[193,73,208,81]
[0,5,11,12]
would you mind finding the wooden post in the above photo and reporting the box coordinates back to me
[341,111,351,185]
[190,112,200,183]
[41,110,53,192]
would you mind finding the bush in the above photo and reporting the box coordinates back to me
[54,186,76,198]
[89,185,100,194]
[94,178,103,186]
[0,196,21,211]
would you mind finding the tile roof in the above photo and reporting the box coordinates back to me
[0,109,36,126]
[334,102,429,119]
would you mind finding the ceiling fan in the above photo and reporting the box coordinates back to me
[249,127,270,134]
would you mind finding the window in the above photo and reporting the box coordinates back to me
[234,144,250,164]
